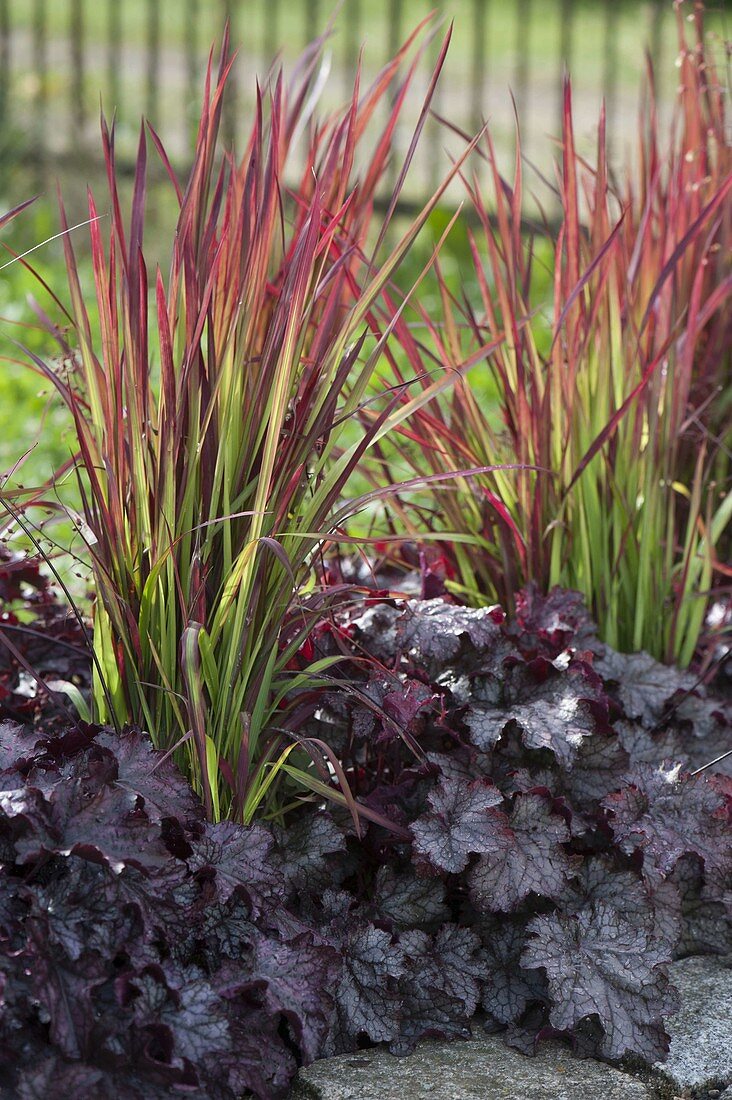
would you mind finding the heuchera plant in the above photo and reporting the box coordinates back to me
[1,582,729,1097]
[294,580,731,1060]
[0,720,342,1099]
[0,547,92,732]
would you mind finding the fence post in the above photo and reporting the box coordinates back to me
[305,0,319,46]
[603,0,618,157]
[264,0,279,66]
[107,0,121,115]
[221,0,238,148]
[387,0,403,61]
[32,0,48,154]
[146,0,161,124]
[513,0,531,127]
[557,0,574,137]
[471,0,488,133]
[70,0,86,135]
[0,0,8,135]
[344,0,362,100]
[649,0,664,89]
[185,0,200,148]
[425,0,440,194]
[386,0,404,190]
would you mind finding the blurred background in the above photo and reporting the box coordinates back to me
[2,0,729,202]
[0,0,729,484]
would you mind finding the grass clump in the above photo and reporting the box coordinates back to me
[11,23,491,822]
[373,3,731,665]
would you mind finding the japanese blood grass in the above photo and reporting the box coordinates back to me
[372,4,731,666]
[18,25,498,823]
[0,198,36,237]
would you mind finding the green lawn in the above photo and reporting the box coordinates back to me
[0,228,76,487]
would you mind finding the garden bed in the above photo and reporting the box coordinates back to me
[0,555,730,1098]
[0,5,729,1098]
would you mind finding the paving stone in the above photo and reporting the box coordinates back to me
[655,955,732,1093]
[289,1035,653,1099]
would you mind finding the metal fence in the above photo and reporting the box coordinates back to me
[0,0,700,201]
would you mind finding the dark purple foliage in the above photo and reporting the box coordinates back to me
[478,917,548,1024]
[595,649,697,725]
[327,923,405,1047]
[0,723,339,1099]
[411,777,503,874]
[1,584,730,1096]
[306,591,731,1063]
[0,549,92,735]
[468,792,579,912]
[521,904,680,1061]
[602,764,731,884]
[508,584,601,659]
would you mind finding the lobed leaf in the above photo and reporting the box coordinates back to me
[602,764,731,883]
[468,793,578,912]
[521,903,678,1061]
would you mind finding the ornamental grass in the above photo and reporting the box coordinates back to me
[371,4,730,665]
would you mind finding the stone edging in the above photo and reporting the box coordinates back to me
[289,956,732,1100]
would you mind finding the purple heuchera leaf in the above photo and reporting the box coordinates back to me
[670,854,732,957]
[595,650,696,726]
[350,602,401,662]
[26,934,107,1060]
[0,876,27,945]
[13,1058,108,1100]
[95,727,204,825]
[380,679,436,743]
[30,859,140,961]
[0,722,41,773]
[478,918,547,1025]
[128,965,230,1065]
[398,599,504,673]
[429,924,489,1016]
[558,729,630,806]
[464,663,602,765]
[331,924,404,1044]
[392,927,478,1051]
[616,709,732,778]
[203,1013,296,1100]
[670,690,730,740]
[4,586,731,1088]
[216,931,340,1063]
[411,777,504,874]
[371,865,450,930]
[560,857,681,955]
[603,764,731,883]
[9,775,168,873]
[348,675,435,746]
[521,902,679,1061]
[615,718,683,763]
[510,584,599,658]
[274,811,346,897]
[0,725,343,1096]
[248,934,340,1062]
[187,821,284,914]
[469,793,578,912]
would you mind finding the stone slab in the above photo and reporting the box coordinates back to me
[290,1036,652,1099]
[655,955,732,1092]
